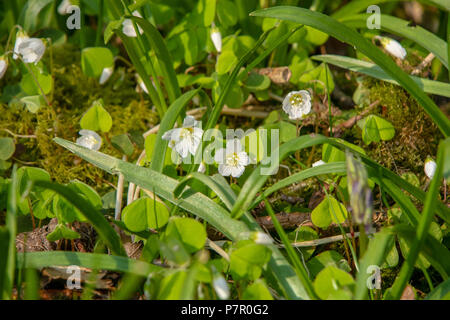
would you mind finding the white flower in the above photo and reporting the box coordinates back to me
[282,90,312,120]
[424,158,437,179]
[57,0,71,15]
[198,161,206,173]
[162,116,203,158]
[312,160,326,167]
[76,130,102,151]
[210,27,222,53]
[135,74,149,94]
[215,139,249,178]
[212,275,229,300]
[99,66,114,85]
[253,232,273,245]
[122,11,143,37]
[17,38,46,64]
[0,56,8,79]
[13,30,29,60]
[377,36,407,60]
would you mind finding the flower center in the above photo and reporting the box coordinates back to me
[289,93,303,108]
[226,152,239,167]
[180,127,194,139]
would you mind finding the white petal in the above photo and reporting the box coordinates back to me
[210,31,222,53]
[162,129,174,141]
[13,32,28,60]
[57,0,71,15]
[18,38,46,64]
[183,115,197,128]
[214,148,226,164]
[231,165,245,178]
[226,139,242,153]
[212,276,229,300]
[218,164,232,176]
[175,139,190,158]
[197,162,206,173]
[312,160,325,167]
[0,59,7,79]
[424,159,437,179]
[237,152,249,166]
[99,67,113,85]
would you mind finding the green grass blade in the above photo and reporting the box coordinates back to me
[17,252,161,277]
[2,165,18,299]
[339,14,448,69]
[354,230,394,299]
[116,30,165,117]
[0,227,10,299]
[313,55,450,98]
[230,135,450,223]
[425,278,450,300]
[53,138,309,299]
[151,89,200,173]
[332,0,450,20]
[264,199,318,299]
[130,16,181,103]
[387,138,448,299]
[32,180,126,257]
[174,172,236,211]
[250,7,450,137]
[250,162,347,208]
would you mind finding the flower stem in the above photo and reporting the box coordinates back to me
[23,62,51,106]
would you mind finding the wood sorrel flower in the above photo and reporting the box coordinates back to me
[13,30,29,60]
[376,36,406,60]
[312,160,325,167]
[122,11,143,37]
[17,38,46,64]
[215,139,249,178]
[424,157,437,179]
[282,90,312,120]
[76,130,102,151]
[346,150,373,229]
[57,0,71,15]
[212,274,229,300]
[99,66,114,85]
[210,26,222,53]
[162,116,203,158]
[0,55,8,79]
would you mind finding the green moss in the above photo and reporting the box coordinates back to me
[355,78,442,175]
[1,43,158,190]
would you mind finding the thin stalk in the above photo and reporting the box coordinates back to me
[386,140,445,300]
[22,61,50,106]
[264,198,319,300]
[325,63,333,137]
[421,267,434,291]
[95,0,104,46]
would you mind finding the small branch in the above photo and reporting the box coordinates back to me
[1,128,37,139]
[411,53,435,75]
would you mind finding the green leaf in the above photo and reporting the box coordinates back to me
[216,50,238,75]
[307,250,351,279]
[242,280,274,300]
[311,195,348,229]
[20,95,45,113]
[250,6,450,137]
[157,270,195,299]
[165,217,207,253]
[313,266,354,300]
[180,30,199,66]
[0,138,15,161]
[304,26,329,45]
[80,100,113,132]
[357,114,395,145]
[81,47,114,78]
[32,180,126,256]
[244,73,271,92]
[322,140,365,163]
[229,243,271,280]
[122,197,169,232]
[313,55,450,98]
[217,0,238,27]
[20,72,53,95]
[425,278,450,300]
[111,134,134,156]
[46,224,81,242]
[298,63,334,94]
